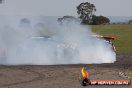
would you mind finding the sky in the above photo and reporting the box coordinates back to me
[0,0,132,16]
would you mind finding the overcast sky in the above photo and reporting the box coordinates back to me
[0,0,132,16]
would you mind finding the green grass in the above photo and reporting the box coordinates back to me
[128,70,132,77]
[89,24,132,53]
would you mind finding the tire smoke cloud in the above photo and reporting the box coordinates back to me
[0,16,116,65]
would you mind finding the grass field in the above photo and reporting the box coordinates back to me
[89,24,132,53]
[128,70,132,77]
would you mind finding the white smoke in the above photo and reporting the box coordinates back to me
[0,16,116,65]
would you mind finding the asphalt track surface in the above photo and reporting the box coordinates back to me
[0,53,131,88]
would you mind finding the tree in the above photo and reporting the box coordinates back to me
[77,2,96,24]
[129,20,132,24]
[19,18,31,27]
[58,15,80,24]
[91,15,110,25]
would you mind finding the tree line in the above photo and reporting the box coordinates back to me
[58,2,110,25]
